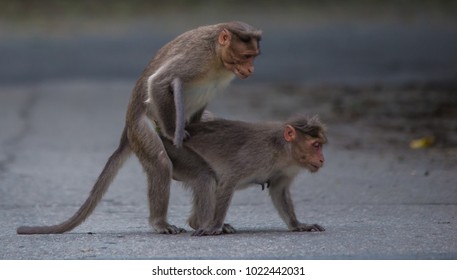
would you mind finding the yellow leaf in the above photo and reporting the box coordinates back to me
[410,136,435,149]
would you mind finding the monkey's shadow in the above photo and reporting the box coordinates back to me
[78,228,324,237]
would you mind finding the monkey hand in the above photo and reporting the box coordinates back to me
[156,224,187,234]
[291,223,325,232]
[173,129,190,148]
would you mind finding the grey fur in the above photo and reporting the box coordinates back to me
[163,115,327,235]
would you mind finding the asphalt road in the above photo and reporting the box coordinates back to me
[1,20,456,86]
[0,18,456,260]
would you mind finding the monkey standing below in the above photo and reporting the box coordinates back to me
[163,115,327,236]
[17,21,261,235]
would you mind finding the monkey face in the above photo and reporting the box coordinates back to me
[220,43,260,79]
[284,125,325,172]
[294,138,325,173]
[218,29,261,79]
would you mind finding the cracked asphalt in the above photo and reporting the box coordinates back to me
[1,15,457,259]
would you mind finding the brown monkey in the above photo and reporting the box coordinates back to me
[16,21,261,235]
[163,115,327,236]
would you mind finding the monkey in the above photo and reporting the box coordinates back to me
[161,115,327,236]
[144,21,261,148]
[16,21,261,235]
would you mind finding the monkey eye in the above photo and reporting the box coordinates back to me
[244,54,253,59]
[237,34,251,43]
[312,142,321,149]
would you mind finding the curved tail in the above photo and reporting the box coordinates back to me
[17,127,131,234]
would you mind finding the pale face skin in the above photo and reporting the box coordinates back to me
[284,125,325,173]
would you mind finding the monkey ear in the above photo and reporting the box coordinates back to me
[284,125,296,142]
[218,29,232,45]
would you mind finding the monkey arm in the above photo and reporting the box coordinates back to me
[268,175,299,228]
[193,180,236,236]
[171,78,189,148]
[268,175,325,232]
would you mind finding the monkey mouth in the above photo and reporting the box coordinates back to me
[233,68,249,79]
[308,164,320,172]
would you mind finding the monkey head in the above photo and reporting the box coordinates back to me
[217,22,262,80]
[283,116,327,173]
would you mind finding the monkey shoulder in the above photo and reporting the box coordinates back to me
[145,32,217,80]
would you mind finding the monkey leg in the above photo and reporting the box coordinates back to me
[188,174,218,236]
[143,150,185,234]
[161,138,218,235]
[193,183,236,236]
[268,175,325,232]
[129,119,185,234]
[212,189,236,234]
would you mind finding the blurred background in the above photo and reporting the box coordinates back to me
[1,0,456,85]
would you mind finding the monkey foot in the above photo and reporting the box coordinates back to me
[192,228,223,236]
[292,223,325,232]
[192,224,237,236]
[156,225,187,234]
[222,223,236,234]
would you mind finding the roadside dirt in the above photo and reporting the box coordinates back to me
[212,82,457,171]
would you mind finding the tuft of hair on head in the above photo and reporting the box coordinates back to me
[286,115,327,143]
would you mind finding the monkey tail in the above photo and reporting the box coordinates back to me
[17,127,131,234]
